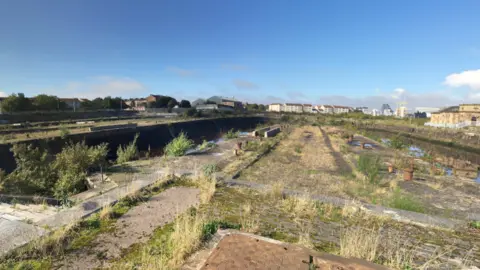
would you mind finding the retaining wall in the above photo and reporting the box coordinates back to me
[0,117,266,173]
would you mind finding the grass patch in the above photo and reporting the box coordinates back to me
[198,140,216,151]
[387,188,425,213]
[202,163,218,177]
[281,195,317,220]
[164,132,194,157]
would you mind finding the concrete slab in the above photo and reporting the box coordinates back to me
[0,218,46,256]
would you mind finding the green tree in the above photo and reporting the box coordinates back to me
[32,94,60,111]
[167,98,178,109]
[5,144,56,195]
[179,100,191,108]
[258,104,266,111]
[155,96,176,108]
[0,93,32,112]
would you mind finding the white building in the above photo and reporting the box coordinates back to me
[396,106,408,118]
[319,105,334,113]
[415,107,440,118]
[371,109,380,116]
[284,103,304,113]
[302,104,313,113]
[332,105,352,114]
[355,107,369,113]
[268,103,284,112]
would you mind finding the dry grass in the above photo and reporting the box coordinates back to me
[339,227,380,262]
[296,221,314,249]
[240,202,259,233]
[134,213,206,270]
[268,181,285,199]
[281,194,317,220]
[191,174,217,204]
[99,202,113,221]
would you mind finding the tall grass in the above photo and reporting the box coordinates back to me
[357,154,382,185]
[136,213,206,269]
[164,132,194,157]
[340,227,380,262]
[281,195,317,220]
[116,133,139,164]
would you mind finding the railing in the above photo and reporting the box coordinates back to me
[424,121,473,129]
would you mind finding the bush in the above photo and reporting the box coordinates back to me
[198,140,216,151]
[59,125,70,139]
[116,134,139,164]
[224,129,239,139]
[164,132,194,157]
[202,164,218,177]
[357,154,382,185]
[388,135,406,150]
[184,108,202,118]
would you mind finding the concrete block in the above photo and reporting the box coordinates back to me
[264,127,280,138]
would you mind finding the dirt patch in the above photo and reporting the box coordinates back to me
[54,187,200,269]
[199,233,387,270]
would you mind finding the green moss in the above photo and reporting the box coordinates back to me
[0,259,52,270]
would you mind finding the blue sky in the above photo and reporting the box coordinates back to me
[1,0,480,108]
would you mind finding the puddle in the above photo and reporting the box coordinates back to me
[350,140,375,148]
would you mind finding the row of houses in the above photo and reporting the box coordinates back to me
[268,103,354,114]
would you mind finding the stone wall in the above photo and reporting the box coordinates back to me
[430,112,479,124]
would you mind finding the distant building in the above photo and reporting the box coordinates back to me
[319,105,334,113]
[59,98,81,110]
[146,94,163,103]
[355,107,369,114]
[427,104,480,128]
[268,103,284,112]
[196,104,235,112]
[303,104,313,113]
[371,109,380,116]
[395,106,408,118]
[191,98,206,107]
[380,104,394,116]
[415,107,440,118]
[284,103,304,113]
[207,96,243,109]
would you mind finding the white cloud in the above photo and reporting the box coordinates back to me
[444,69,480,90]
[391,88,406,99]
[233,79,258,90]
[0,91,7,97]
[166,66,196,77]
[45,77,146,99]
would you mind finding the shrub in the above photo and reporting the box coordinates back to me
[470,221,480,229]
[164,132,194,157]
[389,135,406,150]
[202,164,218,177]
[224,129,239,139]
[357,154,382,185]
[59,125,70,139]
[116,134,139,164]
[198,140,216,151]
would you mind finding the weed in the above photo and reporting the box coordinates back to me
[202,163,218,177]
[281,195,317,220]
[470,220,480,229]
[240,202,259,233]
[164,132,194,157]
[59,125,70,139]
[116,133,139,164]
[389,134,407,150]
[294,144,302,154]
[192,175,216,204]
[198,140,216,151]
[387,188,425,213]
[357,154,382,185]
[224,129,239,139]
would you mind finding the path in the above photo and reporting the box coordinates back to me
[54,187,200,269]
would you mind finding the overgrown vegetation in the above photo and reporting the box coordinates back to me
[198,139,216,151]
[1,141,108,200]
[357,154,382,185]
[224,129,239,139]
[202,163,218,177]
[387,188,425,213]
[116,133,139,164]
[164,132,194,157]
[388,134,407,150]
